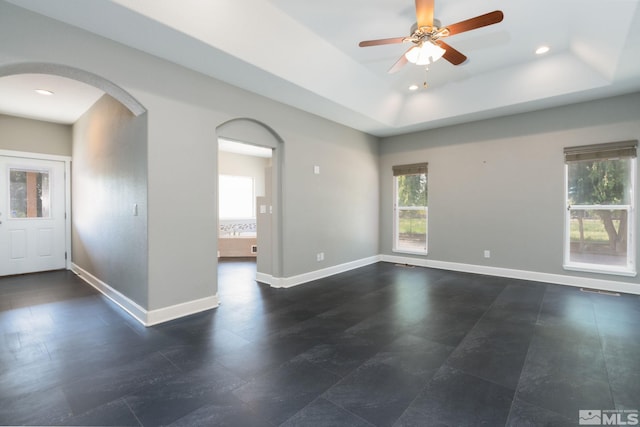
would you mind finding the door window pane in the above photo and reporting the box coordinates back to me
[9,169,51,218]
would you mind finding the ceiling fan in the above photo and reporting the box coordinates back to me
[359,0,504,73]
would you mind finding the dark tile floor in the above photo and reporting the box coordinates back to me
[1,261,639,426]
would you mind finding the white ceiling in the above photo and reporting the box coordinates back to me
[0,73,104,124]
[219,138,273,158]
[3,0,640,136]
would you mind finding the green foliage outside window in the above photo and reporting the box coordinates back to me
[397,174,427,207]
[396,173,428,251]
[568,159,629,205]
[568,159,630,254]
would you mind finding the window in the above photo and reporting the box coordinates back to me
[393,163,428,254]
[564,140,637,275]
[219,175,255,219]
[9,168,51,219]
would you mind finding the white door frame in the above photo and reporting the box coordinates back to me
[0,149,72,271]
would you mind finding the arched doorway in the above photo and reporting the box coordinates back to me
[0,62,151,320]
[216,118,284,283]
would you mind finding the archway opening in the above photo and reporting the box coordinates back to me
[0,62,151,322]
[216,118,284,291]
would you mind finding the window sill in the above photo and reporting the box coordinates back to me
[392,249,428,256]
[563,263,637,278]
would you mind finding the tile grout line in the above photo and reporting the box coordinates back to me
[122,397,144,427]
[376,276,509,425]
[323,394,379,426]
[157,349,182,372]
[503,283,550,425]
[592,298,618,410]
[282,395,376,427]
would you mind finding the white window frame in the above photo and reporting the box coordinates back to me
[563,159,636,277]
[393,174,428,255]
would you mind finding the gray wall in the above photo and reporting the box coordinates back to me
[0,114,71,156]
[380,92,640,284]
[0,2,380,310]
[284,123,379,276]
[72,94,148,306]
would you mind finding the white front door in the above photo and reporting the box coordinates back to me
[0,156,67,276]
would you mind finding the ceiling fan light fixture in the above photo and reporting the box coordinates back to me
[405,41,446,65]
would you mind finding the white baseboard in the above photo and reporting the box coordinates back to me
[146,294,219,326]
[71,263,148,325]
[380,255,640,295]
[255,272,273,285]
[257,255,382,289]
[71,263,219,326]
[73,253,638,327]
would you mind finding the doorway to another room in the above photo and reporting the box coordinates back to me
[218,138,273,291]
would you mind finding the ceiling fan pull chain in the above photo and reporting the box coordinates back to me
[423,66,429,89]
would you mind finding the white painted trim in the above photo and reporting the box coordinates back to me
[146,294,219,326]
[380,255,640,295]
[71,263,219,326]
[255,272,274,285]
[0,149,71,162]
[563,263,636,277]
[265,255,382,289]
[64,159,71,270]
[71,263,147,325]
[73,252,638,327]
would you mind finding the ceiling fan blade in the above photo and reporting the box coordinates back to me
[388,51,410,74]
[437,41,467,65]
[359,37,406,47]
[444,10,504,36]
[415,0,434,28]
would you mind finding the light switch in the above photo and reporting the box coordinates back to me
[260,205,267,214]
[314,165,320,175]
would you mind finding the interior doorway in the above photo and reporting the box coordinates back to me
[216,118,284,288]
[217,138,272,283]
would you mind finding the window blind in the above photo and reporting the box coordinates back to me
[392,162,428,176]
[564,140,637,162]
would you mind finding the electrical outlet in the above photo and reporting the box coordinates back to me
[317,252,324,262]
[484,250,491,258]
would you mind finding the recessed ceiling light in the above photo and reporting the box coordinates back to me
[408,84,419,91]
[35,89,54,96]
[535,46,550,55]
